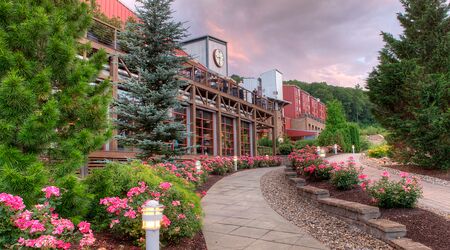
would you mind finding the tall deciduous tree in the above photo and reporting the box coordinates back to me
[0,0,111,213]
[367,0,449,169]
[115,0,188,159]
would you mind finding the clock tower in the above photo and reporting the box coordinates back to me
[182,35,228,76]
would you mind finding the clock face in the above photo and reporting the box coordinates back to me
[213,49,224,68]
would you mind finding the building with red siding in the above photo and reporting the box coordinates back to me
[283,85,326,140]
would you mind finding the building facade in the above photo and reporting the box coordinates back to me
[283,85,326,140]
[80,2,280,172]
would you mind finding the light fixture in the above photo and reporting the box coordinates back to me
[195,160,202,173]
[334,144,338,155]
[233,155,238,172]
[142,200,164,250]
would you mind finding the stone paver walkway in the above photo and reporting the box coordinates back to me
[326,153,450,214]
[202,167,328,250]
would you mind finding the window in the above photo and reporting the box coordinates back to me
[172,107,187,148]
[196,110,214,155]
[241,122,251,155]
[221,116,234,156]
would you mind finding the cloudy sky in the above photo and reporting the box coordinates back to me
[121,0,404,87]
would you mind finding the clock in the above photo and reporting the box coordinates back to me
[213,49,224,68]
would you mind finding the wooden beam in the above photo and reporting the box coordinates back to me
[109,55,119,151]
[237,103,242,157]
[272,114,277,156]
[190,85,197,154]
[252,108,258,156]
[216,93,222,156]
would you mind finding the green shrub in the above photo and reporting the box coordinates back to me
[367,144,392,158]
[258,137,273,147]
[294,139,318,149]
[85,162,202,245]
[330,160,361,190]
[363,171,422,208]
[278,143,293,155]
[361,125,386,136]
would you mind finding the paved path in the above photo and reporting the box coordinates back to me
[202,167,328,250]
[326,153,450,214]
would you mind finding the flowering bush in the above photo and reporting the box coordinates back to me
[86,162,202,246]
[153,161,207,187]
[330,157,363,190]
[202,157,233,175]
[288,146,323,171]
[367,144,392,158]
[360,171,422,208]
[100,180,202,246]
[0,187,95,249]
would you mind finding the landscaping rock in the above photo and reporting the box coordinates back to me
[288,177,305,186]
[297,186,330,200]
[366,219,407,240]
[284,171,297,178]
[261,168,392,249]
[318,197,380,221]
[390,238,432,250]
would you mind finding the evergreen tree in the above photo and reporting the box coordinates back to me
[318,100,361,152]
[367,0,449,169]
[0,0,111,214]
[115,0,188,159]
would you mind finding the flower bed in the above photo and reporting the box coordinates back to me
[0,187,94,249]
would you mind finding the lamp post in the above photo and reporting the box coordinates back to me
[316,146,321,156]
[352,145,355,154]
[142,200,164,250]
[233,155,238,172]
[195,160,201,174]
[334,144,337,155]
[319,149,326,158]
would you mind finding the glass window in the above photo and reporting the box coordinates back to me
[221,116,234,156]
[241,122,251,155]
[196,110,214,155]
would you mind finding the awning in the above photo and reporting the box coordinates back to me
[286,129,317,137]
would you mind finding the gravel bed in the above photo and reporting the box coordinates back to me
[260,168,392,250]
[360,155,449,187]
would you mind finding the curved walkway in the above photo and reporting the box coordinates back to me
[326,153,450,214]
[202,167,328,250]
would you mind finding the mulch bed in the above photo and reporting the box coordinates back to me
[307,179,450,250]
[93,174,226,250]
[384,164,450,181]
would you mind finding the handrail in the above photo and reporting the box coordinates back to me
[181,64,276,111]
[87,18,120,50]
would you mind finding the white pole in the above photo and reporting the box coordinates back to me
[352,145,355,154]
[146,229,159,250]
[334,144,337,155]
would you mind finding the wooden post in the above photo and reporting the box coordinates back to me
[216,94,222,156]
[190,85,197,155]
[252,109,258,156]
[110,55,119,151]
[272,114,277,156]
[236,103,242,156]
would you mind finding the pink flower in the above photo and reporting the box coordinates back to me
[42,186,60,199]
[79,232,95,247]
[381,171,390,178]
[77,221,91,234]
[0,193,26,211]
[159,182,172,190]
[110,219,120,228]
[124,209,137,219]
[360,182,367,191]
[400,172,409,178]
[177,213,186,220]
[378,188,385,194]
[358,174,368,180]
[50,218,74,235]
[161,215,171,228]
[172,200,181,206]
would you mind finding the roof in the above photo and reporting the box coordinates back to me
[183,35,227,45]
[286,129,317,137]
[95,0,137,24]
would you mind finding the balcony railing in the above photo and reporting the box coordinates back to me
[180,65,275,111]
[87,17,120,50]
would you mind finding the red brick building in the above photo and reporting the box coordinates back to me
[283,85,326,140]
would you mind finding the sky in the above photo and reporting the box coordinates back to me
[120,0,404,87]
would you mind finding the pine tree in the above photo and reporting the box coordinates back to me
[367,0,449,169]
[318,100,361,152]
[0,0,111,212]
[115,0,188,159]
